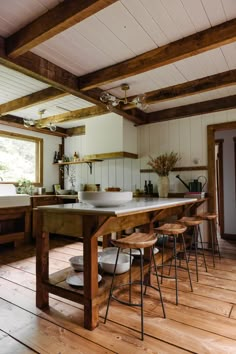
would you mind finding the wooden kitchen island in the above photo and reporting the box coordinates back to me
[36,197,205,330]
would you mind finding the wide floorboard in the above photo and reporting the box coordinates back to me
[0,237,236,353]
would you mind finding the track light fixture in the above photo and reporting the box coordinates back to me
[23,109,57,132]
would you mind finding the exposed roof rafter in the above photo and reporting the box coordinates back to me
[0,37,145,125]
[148,95,236,123]
[126,69,236,108]
[0,87,67,115]
[38,105,108,128]
[79,18,236,91]
[6,0,118,58]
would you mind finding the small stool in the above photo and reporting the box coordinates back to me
[104,232,166,341]
[178,216,208,282]
[155,223,193,305]
[197,213,221,267]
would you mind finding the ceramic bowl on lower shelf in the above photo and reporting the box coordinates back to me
[99,251,134,274]
[78,191,132,207]
[69,256,84,271]
[69,254,102,271]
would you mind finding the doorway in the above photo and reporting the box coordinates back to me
[208,121,236,239]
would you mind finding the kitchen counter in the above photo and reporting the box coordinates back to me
[37,197,199,215]
[36,197,206,330]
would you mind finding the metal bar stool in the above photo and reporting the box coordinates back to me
[155,223,193,305]
[104,232,166,341]
[197,213,221,267]
[178,216,208,282]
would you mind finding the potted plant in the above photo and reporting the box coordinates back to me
[16,178,34,195]
[147,152,180,197]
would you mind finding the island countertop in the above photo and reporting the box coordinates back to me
[37,197,198,216]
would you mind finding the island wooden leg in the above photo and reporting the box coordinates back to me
[83,215,99,330]
[36,229,49,309]
[24,209,31,243]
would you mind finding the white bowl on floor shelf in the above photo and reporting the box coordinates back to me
[69,254,101,271]
[78,191,132,207]
[99,252,134,274]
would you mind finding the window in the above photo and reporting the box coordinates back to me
[0,130,43,184]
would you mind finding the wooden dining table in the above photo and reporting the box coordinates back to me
[36,197,205,330]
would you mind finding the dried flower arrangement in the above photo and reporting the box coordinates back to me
[147,152,180,176]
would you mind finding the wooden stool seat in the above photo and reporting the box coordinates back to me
[177,216,207,281]
[197,213,217,221]
[112,232,157,249]
[104,232,165,340]
[178,216,202,227]
[155,223,187,235]
[196,213,221,267]
[154,223,193,305]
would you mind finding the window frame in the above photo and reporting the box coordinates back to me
[0,130,43,185]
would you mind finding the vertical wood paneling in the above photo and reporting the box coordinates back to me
[62,109,236,194]
[201,113,214,166]
[101,160,109,190]
[158,122,169,153]
[108,160,116,187]
[123,159,132,191]
[94,161,102,187]
[190,115,203,166]
[131,158,141,191]
[115,159,124,191]
[168,120,180,154]
[179,118,191,167]
[149,123,159,155]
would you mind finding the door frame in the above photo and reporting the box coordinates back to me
[207,121,236,213]
[215,139,224,235]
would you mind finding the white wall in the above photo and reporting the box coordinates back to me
[85,114,124,155]
[64,108,236,193]
[0,124,61,192]
[215,129,236,235]
[2,108,236,195]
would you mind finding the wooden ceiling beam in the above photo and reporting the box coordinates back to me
[0,37,145,124]
[147,95,236,123]
[38,105,108,128]
[6,0,118,58]
[0,87,67,115]
[79,18,236,90]
[66,126,86,137]
[125,69,236,108]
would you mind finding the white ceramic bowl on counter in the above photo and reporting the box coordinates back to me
[78,191,133,207]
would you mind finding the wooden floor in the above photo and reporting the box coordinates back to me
[0,237,236,354]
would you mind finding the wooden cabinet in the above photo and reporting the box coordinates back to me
[0,206,31,247]
[31,195,60,208]
[31,195,62,239]
[31,195,78,239]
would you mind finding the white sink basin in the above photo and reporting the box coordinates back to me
[79,191,133,207]
[0,195,31,208]
[0,184,30,208]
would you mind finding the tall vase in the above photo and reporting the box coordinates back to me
[158,175,169,198]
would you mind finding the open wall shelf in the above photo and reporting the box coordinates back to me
[140,166,207,173]
[53,159,103,174]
